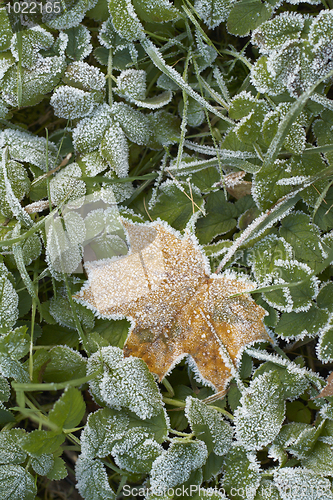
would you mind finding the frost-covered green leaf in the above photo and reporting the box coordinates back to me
[99,121,129,177]
[228,0,272,37]
[0,157,30,219]
[254,479,282,500]
[49,163,86,206]
[51,85,100,119]
[49,295,95,330]
[72,103,113,153]
[2,55,66,108]
[43,345,87,383]
[196,191,237,244]
[0,129,58,171]
[222,444,261,500]
[0,9,13,52]
[275,305,329,340]
[46,457,67,480]
[249,235,293,285]
[112,427,162,472]
[0,464,37,500]
[75,456,116,500]
[253,361,309,400]
[234,371,285,451]
[87,346,165,419]
[301,441,333,475]
[149,440,208,497]
[0,429,26,465]
[273,467,333,500]
[49,386,86,430]
[111,102,153,145]
[150,180,204,231]
[31,454,54,475]
[0,273,19,330]
[133,0,179,23]
[262,260,319,313]
[317,326,333,363]
[0,375,10,402]
[279,213,323,271]
[63,61,105,92]
[185,396,233,455]
[64,25,93,61]
[116,68,172,109]
[195,0,232,29]
[108,0,144,41]
[11,27,54,69]
[20,430,65,457]
[45,0,98,30]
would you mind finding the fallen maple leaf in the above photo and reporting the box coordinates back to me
[75,220,271,392]
[316,372,333,399]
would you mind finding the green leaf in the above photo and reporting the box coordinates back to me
[149,440,208,497]
[0,159,30,218]
[228,0,272,37]
[195,0,233,29]
[279,213,323,271]
[0,429,27,465]
[100,122,129,178]
[76,456,116,500]
[262,260,318,313]
[20,430,65,457]
[275,305,329,340]
[254,479,282,500]
[112,427,162,473]
[0,465,36,500]
[185,396,233,455]
[317,282,333,311]
[0,275,18,330]
[317,327,333,363]
[0,326,30,359]
[132,0,178,23]
[51,85,100,120]
[301,441,333,475]
[222,445,261,500]
[11,29,54,69]
[252,158,292,211]
[93,318,130,348]
[46,457,68,480]
[31,454,54,475]
[273,467,333,500]
[0,10,13,51]
[253,361,309,400]
[87,346,165,419]
[108,0,144,41]
[249,235,293,285]
[64,25,92,61]
[72,103,113,153]
[49,386,86,430]
[196,191,237,244]
[111,102,153,145]
[0,375,10,402]
[43,346,87,383]
[150,181,204,231]
[234,371,285,451]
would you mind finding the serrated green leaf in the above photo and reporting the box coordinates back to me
[279,213,323,271]
[317,327,333,363]
[87,346,164,419]
[42,345,86,383]
[317,282,333,311]
[108,0,144,41]
[0,275,18,330]
[112,427,162,473]
[111,102,153,145]
[0,429,27,465]
[275,305,329,340]
[301,441,333,475]
[100,122,129,178]
[76,456,116,500]
[30,453,54,475]
[222,445,261,500]
[254,479,282,500]
[49,386,86,430]
[228,0,272,37]
[0,464,36,500]
[20,430,65,457]
[234,371,285,451]
[249,235,293,285]
[150,440,208,498]
[185,396,233,455]
[196,191,237,244]
[133,0,178,23]
[253,362,309,400]
[150,181,204,230]
[64,25,92,61]
[46,456,68,480]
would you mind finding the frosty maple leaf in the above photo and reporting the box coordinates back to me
[75,220,271,392]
